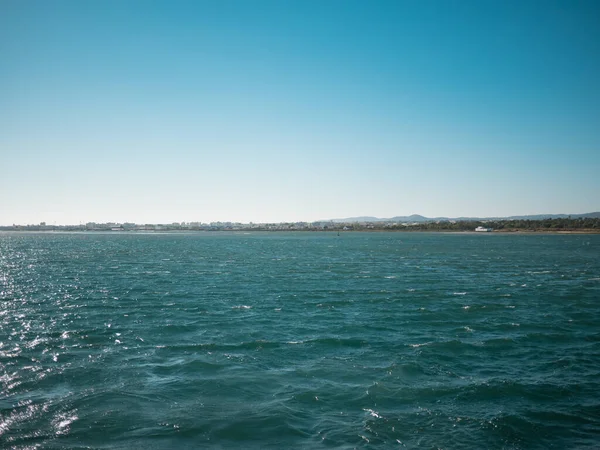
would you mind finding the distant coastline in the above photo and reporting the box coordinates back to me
[1,217,599,234]
[2,229,599,235]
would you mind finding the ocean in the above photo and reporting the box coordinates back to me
[1,231,599,448]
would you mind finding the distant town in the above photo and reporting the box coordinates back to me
[1,216,599,233]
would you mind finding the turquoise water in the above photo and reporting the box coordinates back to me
[1,231,599,448]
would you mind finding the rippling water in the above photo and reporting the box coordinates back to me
[1,231,599,448]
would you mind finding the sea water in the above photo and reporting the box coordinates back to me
[1,232,599,448]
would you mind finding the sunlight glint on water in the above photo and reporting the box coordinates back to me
[1,232,599,448]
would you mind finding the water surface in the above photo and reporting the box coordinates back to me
[1,232,599,448]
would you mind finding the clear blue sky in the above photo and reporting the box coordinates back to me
[1,0,599,224]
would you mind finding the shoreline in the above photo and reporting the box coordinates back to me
[2,229,599,235]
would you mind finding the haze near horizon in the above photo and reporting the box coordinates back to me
[2,0,599,225]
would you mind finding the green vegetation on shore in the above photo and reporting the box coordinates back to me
[378,217,600,232]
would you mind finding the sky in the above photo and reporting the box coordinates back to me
[1,0,599,225]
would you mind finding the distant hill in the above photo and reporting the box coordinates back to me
[330,212,600,223]
[331,214,430,223]
[330,216,382,222]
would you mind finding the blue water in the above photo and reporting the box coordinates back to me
[1,232,599,448]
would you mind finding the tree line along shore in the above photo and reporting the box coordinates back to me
[376,217,600,233]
